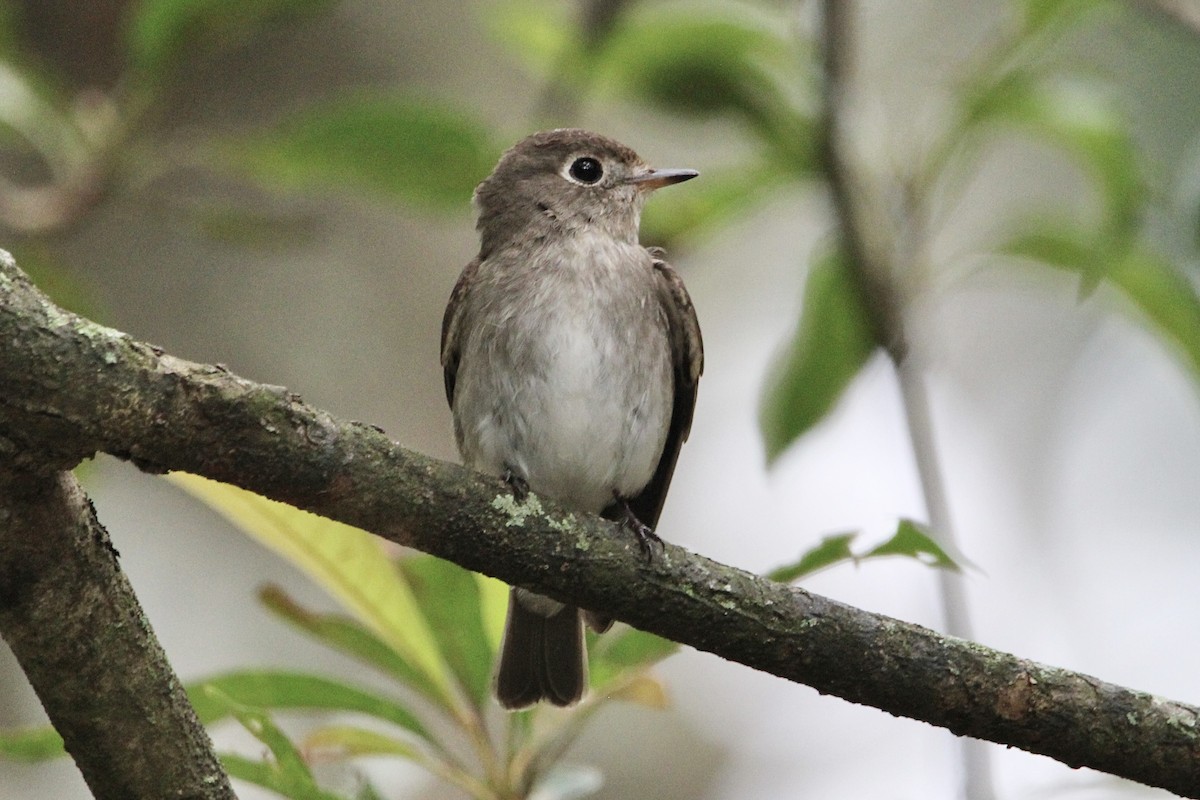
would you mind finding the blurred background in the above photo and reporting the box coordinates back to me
[1,0,1199,798]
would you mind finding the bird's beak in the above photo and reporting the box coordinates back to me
[627,168,699,191]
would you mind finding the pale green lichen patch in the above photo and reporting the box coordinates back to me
[491,492,541,526]
[548,513,577,533]
[76,319,127,344]
[1164,710,1198,739]
[489,492,580,533]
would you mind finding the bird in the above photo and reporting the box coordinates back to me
[440,128,703,709]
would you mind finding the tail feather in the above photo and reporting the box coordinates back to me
[495,589,586,709]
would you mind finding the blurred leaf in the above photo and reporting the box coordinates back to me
[189,670,432,744]
[603,673,670,709]
[8,243,101,318]
[397,555,495,708]
[222,753,346,800]
[303,725,420,762]
[170,473,455,708]
[0,60,88,165]
[1008,231,1200,385]
[475,571,509,655]
[865,519,959,570]
[1004,228,1098,273]
[224,96,499,210]
[769,521,960,583]
[485,0,577,77]
[127,0,334,88]
[593,7,802,141]
[208,687,344,800]
[760,248,877,463]
[0,726,64,761]
[640,161,789,249]
[354,781,386,800]
[1098,253,1200,386]
[528,764,604,800]
[589,628,678,689]
[1020,0,1111,37]
[0,2,24,60]
[766,532,857,583]
[963,74,1141,288]
[191,202,320,249]
[258,585,443,701]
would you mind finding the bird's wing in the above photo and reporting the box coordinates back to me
[440,258,481,407]
[621,252,704,530]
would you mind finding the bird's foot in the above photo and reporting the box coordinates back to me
[612,493,663,561]
[502,466,530,502]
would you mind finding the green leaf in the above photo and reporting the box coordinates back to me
[769,521,961,584]
[963,74,1142,287]
[1019,0,1110,37]
[475,571,509,655]
[189,671,432,744]
[589,628,678,690]
[1106,251,1200,385]
[188,202,320,249]
[1008,232,1200,386]
[223,96,499,210]
[170,473,456,708]
[759,248,877,463]
[208,687,344,800]
[1004,228,1098,273]
[485,0,578,77]
[640,161,790,250]
[258,585,443,702]
[593,7,804,146]
[766,532,857,583]
[7,243,101,319]
[354,780,387,800]
[0,727,65,761]
[302,725,420,761]
[0,3,21,58]
[127,0,333,86]
[397,555,495,708]
[865,519,959,570]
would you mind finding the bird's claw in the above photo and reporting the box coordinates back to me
[612,492,663,561]
[502,467,529,502]
[630,522,664,561]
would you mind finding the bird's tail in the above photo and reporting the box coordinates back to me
[495,588,586,709]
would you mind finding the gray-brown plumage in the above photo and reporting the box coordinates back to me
[441,129,703,709]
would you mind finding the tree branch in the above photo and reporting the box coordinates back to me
[1,251,1198,797]
[0,467,235,800]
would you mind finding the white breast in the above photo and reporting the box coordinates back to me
[454,233,673,513]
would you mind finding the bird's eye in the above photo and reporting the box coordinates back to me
[568,157,603,184]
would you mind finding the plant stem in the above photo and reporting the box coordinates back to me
[897,363,997,800]
[817,2,995,797]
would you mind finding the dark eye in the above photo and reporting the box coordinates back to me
[569,157,603,184]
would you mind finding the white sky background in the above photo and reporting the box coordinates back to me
[1,1,1199,798]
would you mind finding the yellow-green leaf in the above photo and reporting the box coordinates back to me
[303,725,420,762]
[604,674,670,709]
[170,472,454,706]
[474,572,509,656]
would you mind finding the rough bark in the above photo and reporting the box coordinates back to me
[1,251,1198,797]
[0,468,235,800]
